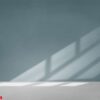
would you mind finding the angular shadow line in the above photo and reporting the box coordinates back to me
[76,38,80,55]
[91,73,100,81]
[67,57,100,80]
[40,40,100,81]
[45,57,51,79]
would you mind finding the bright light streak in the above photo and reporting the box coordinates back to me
[61,82,88,87]
[0,82,32,86]
[33,82,64,86]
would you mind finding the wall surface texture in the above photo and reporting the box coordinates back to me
[0,0,100,81]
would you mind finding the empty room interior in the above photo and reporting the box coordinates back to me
[0,0,100,100]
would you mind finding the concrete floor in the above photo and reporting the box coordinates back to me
[0,82,100,100]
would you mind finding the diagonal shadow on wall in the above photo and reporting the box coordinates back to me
[65,57,100,81]
[40,40,100,81]
[11,27,100,82]
[41,27,100,81]
[92,74,100,81]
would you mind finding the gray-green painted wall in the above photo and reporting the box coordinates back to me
[0,0,100,81]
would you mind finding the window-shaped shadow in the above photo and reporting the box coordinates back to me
[11,27,100,82]
[12,60,46,81]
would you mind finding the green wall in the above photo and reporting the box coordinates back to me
[0,0,100,81]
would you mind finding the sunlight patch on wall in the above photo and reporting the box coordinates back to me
[80,27,100,52]
[11,27,100,82]
[76,61,100,80]
[48,42,100,81]
[51,42,76,72]
[11,60,46,81]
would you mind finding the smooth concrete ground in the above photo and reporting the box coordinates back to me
[0,82,100,100]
